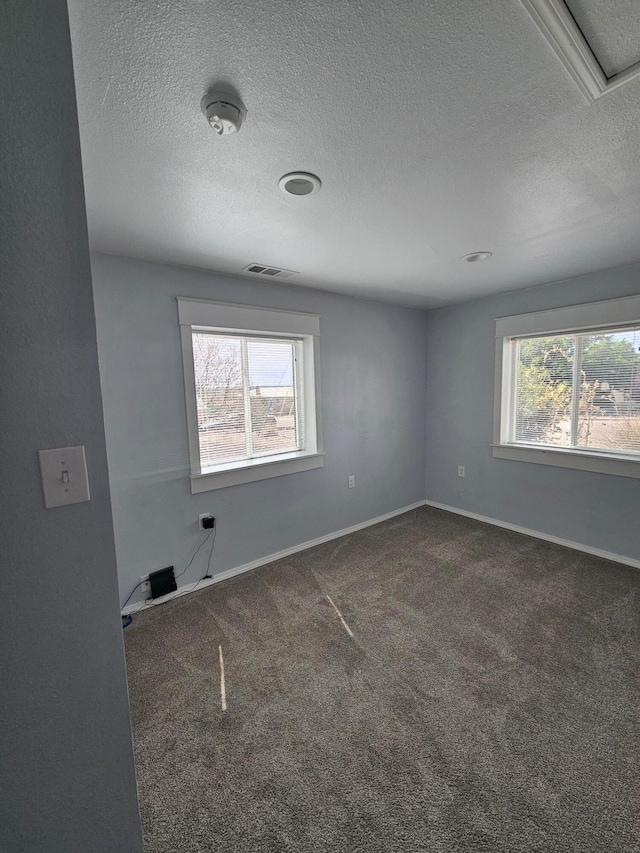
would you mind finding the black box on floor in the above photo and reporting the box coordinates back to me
[149,566,177,599]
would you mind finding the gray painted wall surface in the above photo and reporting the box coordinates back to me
[91,253,428,606]
[425,264,640,561]
[0,4,143,851]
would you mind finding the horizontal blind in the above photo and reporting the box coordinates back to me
[514,336,574,447]
[511,326,640,455]
[577,327,640,454]
[193,331,302,469]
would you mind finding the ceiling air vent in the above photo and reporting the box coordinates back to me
[243,264,299,279]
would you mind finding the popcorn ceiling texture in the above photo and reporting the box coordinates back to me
[68,0,640,307]
[125,506,640,853]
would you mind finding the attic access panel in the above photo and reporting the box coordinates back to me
[567,0,640,78]
[521,0,640,100]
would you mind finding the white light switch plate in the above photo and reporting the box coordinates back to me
[38,445,90,509]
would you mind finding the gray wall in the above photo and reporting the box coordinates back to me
[0,4,142,851]
[425,264,640,561]
[91,253,428,606]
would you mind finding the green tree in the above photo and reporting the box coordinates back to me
[582,335,640,395]
[515,338,572,443]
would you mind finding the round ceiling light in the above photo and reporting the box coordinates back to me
[462,251,492,263]
[279,172,322,197]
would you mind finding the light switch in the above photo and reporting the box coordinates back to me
[38,445,91,509]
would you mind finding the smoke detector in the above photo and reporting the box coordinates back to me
[201,90,247,136]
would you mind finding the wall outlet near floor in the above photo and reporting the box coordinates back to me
[457,465,465,478]
[348,474,355,489]
[139,575,150,594]
[199,513,214,530]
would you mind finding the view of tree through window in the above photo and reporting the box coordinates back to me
[193,332,300,469]
[513,327,640,455]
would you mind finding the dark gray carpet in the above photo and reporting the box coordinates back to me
[124,506,640,852]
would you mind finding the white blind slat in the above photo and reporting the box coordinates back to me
[511,326,640,455]
[193,332,302,469]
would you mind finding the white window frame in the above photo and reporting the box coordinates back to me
[493,294,640,479]
[178,298,323,492]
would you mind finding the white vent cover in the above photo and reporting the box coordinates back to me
[521,0,640,101]
[242,264,299,279]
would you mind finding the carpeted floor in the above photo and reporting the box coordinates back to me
[124,506,640,852]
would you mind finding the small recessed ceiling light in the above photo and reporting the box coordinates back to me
[462,251,492,263]
[279,172,322,197]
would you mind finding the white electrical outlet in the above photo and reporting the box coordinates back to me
[139,575,150,593]
[458,466,465,478]
[199,513,213,530]
[348,474,355,489]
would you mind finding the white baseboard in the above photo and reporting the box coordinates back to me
[122,500,427,616]
[424,500,640,571]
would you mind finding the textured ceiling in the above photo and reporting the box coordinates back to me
[68,0,640,308]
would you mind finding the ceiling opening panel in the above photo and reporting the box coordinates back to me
[567,0,640,77]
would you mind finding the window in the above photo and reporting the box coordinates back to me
[178,299,322,492]
[494,294,640,479]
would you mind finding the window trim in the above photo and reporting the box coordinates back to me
[493,294,640,479]
[178,298,323,492]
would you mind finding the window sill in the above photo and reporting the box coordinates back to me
[492,443,640,479]
[191,450,324,493]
